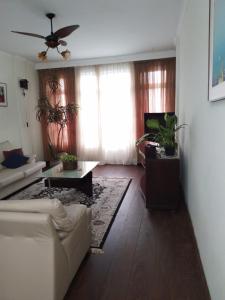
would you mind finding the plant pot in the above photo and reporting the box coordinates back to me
[164,146,175,156]
[62,161,78,170]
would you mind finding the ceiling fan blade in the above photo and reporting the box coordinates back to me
[59,40,67,46]
[11,31,46,39]
[54,25,79,39]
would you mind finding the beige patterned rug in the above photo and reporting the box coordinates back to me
[8,177,131,249]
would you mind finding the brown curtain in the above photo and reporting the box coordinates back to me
[134,58,176,139]
[38,67,76,160]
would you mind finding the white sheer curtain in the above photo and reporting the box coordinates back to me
[76,62,136,165]
[148,70,167,112]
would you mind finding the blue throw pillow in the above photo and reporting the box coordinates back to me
[2,154,29,169]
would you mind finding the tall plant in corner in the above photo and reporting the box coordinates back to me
[36,77,78,160]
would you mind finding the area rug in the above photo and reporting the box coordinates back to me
[8,177,131,249]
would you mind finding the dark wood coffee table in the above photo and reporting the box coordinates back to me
[38,161,99,197]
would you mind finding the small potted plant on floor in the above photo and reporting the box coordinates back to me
[60,153,78,170]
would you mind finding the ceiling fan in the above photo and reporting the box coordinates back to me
[11,13,80,61]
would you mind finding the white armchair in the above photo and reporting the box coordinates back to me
[0,199,91,300]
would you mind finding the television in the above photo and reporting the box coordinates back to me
[144,112,175,135]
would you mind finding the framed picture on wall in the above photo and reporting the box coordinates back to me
[209,0,225,101]
[0,83,7,107]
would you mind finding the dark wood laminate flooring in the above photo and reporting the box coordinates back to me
[64,165,211,300]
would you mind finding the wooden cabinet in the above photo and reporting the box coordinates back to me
[145,157,180,210]
[139,143,181,210]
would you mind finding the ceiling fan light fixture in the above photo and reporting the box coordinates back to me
[37,51,48,62]
[61,49,71,60]
[12,13,79,61]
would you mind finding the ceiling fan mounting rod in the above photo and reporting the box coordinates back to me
[46,13,55,34]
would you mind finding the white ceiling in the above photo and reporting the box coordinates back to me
[0,0,184,62]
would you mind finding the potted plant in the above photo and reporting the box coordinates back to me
[136,114,186,156]
[60,153,78,170]
[36,76,79,161]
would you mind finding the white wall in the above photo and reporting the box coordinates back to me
[0,51,43,159]
[177,0,225,299]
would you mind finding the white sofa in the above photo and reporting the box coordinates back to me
[0,198,91,300]
[0,141,46,199]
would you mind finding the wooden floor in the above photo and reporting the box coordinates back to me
[65,165,210,300]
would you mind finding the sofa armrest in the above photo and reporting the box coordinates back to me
[0,211,57,238]
[0,211,70,300]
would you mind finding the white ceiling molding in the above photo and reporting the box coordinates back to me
[35,50,176,70]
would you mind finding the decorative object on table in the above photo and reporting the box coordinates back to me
[147,114,185,156]
[145,143,157,159]
[36,77,78,160]
[8,177,132,249]
[136,112,175,147]
[136,113,186,156]
[60,153,78,170]
[11,13,79,62]
[209,0,225,101]
[0,83,7,107]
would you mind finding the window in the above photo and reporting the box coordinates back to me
[148,70,167,112]
[134,58,175,139]
[76,63,136,164]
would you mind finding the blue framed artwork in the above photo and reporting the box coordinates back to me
[209,0,225,101]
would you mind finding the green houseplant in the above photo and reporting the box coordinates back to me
[36,75,79,161]
[136,114,186,156]
[60,153,78,170]
[36,96,79,160]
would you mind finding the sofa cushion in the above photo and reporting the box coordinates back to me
[0,161,45,190]
[0,141,13,169]
[0,168,24,188]
[23,161,46,177]
[0,161,45,186]
[0,198,75,235]
[2,154,29,169]
[3,148,24,160]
